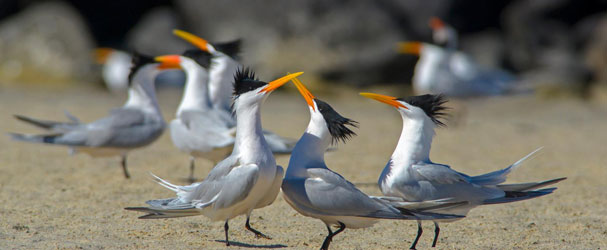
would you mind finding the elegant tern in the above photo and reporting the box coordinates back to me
[157,50,235,182]
[173,29,297,154]
[281,79,464,250]
[360,92,566,249]
[10,53,168,178]
[125,70,303,246]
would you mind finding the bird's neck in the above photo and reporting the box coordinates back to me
[124,70,162,116]
[209,56,239,112]
[177,66,212,115]
[234,102,272,163]
[287,117,330,177]
[391,115,436,166]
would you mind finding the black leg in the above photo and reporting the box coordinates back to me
[410,220,422,250]
[245,216,271,239]
[224,221,230,246]
[432,221,440,248]
[121,155,130,179]
[188,157,196,183]
[320,222,346,250]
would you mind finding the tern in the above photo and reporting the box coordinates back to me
[360,92,566,249]
[281,79,465,250]
[125,70,303,246]
[156,50,235,182]
[94,48,132,93]
[9,53,168,179]
[173,29,297,154]
[399,17,517,97]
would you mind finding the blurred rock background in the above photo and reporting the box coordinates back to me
[1,0,607,97]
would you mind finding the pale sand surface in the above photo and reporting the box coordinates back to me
[1,86,606,249]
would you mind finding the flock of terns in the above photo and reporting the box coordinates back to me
[10,18,565,250]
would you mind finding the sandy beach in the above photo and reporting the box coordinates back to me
[1,86,606,249]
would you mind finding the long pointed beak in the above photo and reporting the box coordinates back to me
[93,48,114,64]
[154,55,182,70]
[291,77,316,111]
[359,92,408,109]
[396,42,422,55]
[173,29,210,52]
[259,72,304,94]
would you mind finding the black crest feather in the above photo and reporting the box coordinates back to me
[398,94,448,126]
[214,39,241,60]
[128,52,154,84]
[315,99,358,145]
[232,67,266,99]
[182,49,212,69]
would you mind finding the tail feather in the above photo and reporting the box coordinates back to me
[150,173,179,192]
[497,177,566,192]
[8,132,60,144]
[372,196,468,212]
[124,206,200,219]
[483,188,556,205]
[471,147,543,185]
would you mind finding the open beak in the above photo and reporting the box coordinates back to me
[359,92,408,109]
[173,29,210,52]
[396,42,422,55]
[154,55,182,70]
[429,17,445,30]
[291,77,316,111]
[93,48,114,64]
[259,72,304,94]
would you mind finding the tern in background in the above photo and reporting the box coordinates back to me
[281,79,464,250]
[399,18,517,97]
[125,70,303,246]
[94,48,132,93]
[10,53,169,179]
[156,50,235,183]
[360,92,566,249]
[173,29,297,154]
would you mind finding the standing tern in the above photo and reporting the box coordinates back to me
[281,79,464,250]
[173,29,297,154]
[125,70,303,246]
[9,53,169,179]
[157,50,235,182]
[360,92,566,249]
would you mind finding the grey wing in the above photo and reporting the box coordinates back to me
[411,163,470,184]
[172,111,234,151]
[410,163,504,202]
[57,108,164,147]
[282,168,404,219]
[190,163,259,210]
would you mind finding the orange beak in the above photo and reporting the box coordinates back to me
[93,48,114,64]
[291,77,316,111]
[173,29,210,52]
[429,17,445,30]
[258,72,304,94]
[359,92,408,109]
[397,42,422,55]
[154,55,182,70]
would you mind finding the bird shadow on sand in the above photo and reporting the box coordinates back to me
[214,240,287,248]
